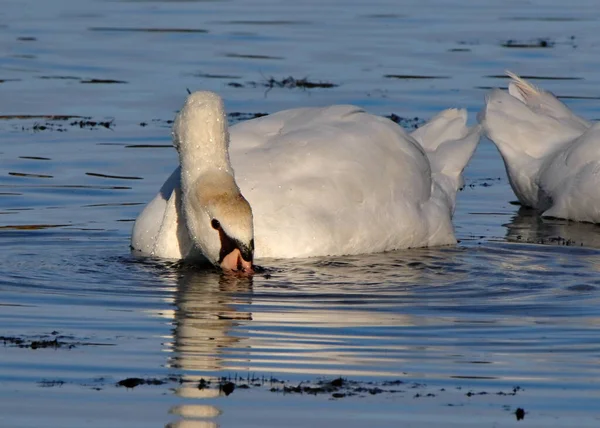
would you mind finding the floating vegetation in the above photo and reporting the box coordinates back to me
[18,156,51,161]
[38,380,65,388]
[228,112,268,123]
[117,378,167,388]
[80,79,127,84]
[0,224,70,230]
[0,115,114,132]
[85,172,142,180]
[515,407,526,421]
[465,177,503,188]
[0,331,112,349]
[486,74,582,81]
[264,76,337,89]
[225,53,283,60]
[89,27,208,34]
[501,38,555,48]
[194,72,242,79]
[227,76,338,91]
[8,172,53,179]
[386,113,424,130]
[384,74,450,80]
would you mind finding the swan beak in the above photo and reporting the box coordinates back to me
[220,248,253,273]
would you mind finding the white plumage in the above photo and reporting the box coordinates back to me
[480,72,600,223]
[131,93,481,263]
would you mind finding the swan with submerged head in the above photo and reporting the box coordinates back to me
[480,72,600,223]
[131,91,482,272]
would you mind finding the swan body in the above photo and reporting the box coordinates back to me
[480,72,600,223]
[131,92,481,266]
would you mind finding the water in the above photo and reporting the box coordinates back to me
[2,0,600,426]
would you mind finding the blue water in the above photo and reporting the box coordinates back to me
[2,0,600,427]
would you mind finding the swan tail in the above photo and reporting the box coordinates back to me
[506,71,588,130]
[412,113,482,214]
[430,122,482,190]
[411,108,469,152]
[506,70,543,103]
[412,108,481,179]
[480,72,590,161]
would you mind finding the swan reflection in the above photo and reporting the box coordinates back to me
[165,248,468,383]
[505,207,600,248]
[165,270,253,401]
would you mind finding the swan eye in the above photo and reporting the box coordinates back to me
[211,219,221,230]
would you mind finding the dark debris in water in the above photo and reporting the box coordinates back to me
[85,172,142,180]
[0,115,115,132]
[38,380,65,388]
[8,171,53,179]
[194,72,243,79]
[466,177,503,189]
[224,53,283,60]
[502,38,555,48]
[512,234,582,247]
[71,119,114,129]
[35,372,529,418]
[35,76,127,84]
[228,76,338,91]
[117,377,167,389]
[80,79,127,84]
[500,36,577,49]
[1,109,427,135]
[384,74,450,80]
[486,74,582,81]
[200,375,414,400]
[138,113,268,130]
[1,331,112,350]
[228,111,269,122]
[0,114,85,120]
[220,381,236,396]
[89,27,208,34]
[386,113,424,130]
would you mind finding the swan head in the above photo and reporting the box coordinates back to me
[173,90,254,273]
[184,170,254,273]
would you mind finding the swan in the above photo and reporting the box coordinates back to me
[480,72,600,223]
[131,91,482,271]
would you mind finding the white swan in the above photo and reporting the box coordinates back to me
[480,72,600,223]
[131,91,482,271]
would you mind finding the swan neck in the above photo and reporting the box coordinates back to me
[173,92,234,187]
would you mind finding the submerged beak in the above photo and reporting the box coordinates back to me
[220,248,253,273]
[215,224,254,273]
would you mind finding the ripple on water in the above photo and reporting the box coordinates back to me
[2,0,600,425]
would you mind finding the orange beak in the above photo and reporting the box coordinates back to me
[220,248,254,273]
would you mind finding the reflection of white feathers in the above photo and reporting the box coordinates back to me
[480,72,600,223]
[505,207,600,248]
[132,94,481,260]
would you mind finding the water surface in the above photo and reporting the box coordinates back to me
[2,0,600,427]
